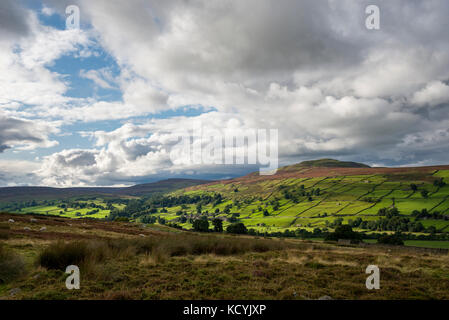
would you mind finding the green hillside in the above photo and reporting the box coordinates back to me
[141,162,449,236]
[3,160,449,240]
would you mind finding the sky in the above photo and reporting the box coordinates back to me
[0,0,449,187]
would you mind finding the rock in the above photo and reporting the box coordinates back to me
[139,234,146,237]
[39,227,47,231]
[8,219,15,223]
[30,218,38,223]
[318,295,333,300]
[23,227,31,231]
[9,288,21,296]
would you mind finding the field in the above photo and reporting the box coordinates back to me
[3,162,449,247]
[151,166,449,236]
[1,213,449,300]
[2,198,124,219]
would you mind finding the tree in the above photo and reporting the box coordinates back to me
[226,222,247,234]
[212,218,223,232]
[263,209,269,216]
[192,218,209,232]
[426,226,437,234]
[378,233,404,245]
[410,183,418,192]
[434,178,446,188]
[325,225,362,243]
[141,215,156,224]
[421,190,429,198]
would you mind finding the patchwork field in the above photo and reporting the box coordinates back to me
[154,165,449,235]
[2,160,449,247]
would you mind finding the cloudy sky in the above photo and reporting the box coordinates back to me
[1,0,449,187]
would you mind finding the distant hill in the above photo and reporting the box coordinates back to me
[116,179,212,196]
[297,159,370,168]
[278,158,369,172]
[0,178,211,202]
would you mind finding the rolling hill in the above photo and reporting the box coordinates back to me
[3,159,449,236]
[156,159,449,234]
[0,178,211,202]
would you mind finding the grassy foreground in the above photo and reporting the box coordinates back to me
[1,213,449,300]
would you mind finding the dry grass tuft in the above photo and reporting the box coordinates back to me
[0,244,26,284]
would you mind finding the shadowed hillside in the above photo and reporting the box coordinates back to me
[284,159,370,170]
[0,178,211,202]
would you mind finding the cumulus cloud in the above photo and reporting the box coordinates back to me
[411,81,449,107]
[0,115,59,152]
[0,160,41,186]
[0,8,94,114]
[37,112,272,186]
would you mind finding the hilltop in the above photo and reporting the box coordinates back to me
[284,158,370,169]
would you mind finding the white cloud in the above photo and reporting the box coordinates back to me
[41,5,55,16]
[79,67,116,89]
[411,81,449,107]
[0,159,41,186]
[0,9,93,111]
[0,114,59,152]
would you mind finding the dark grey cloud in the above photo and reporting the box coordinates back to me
[0,116,55,152]
[0,0,30,39]
[54,150,97,167]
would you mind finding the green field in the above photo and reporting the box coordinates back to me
[151,169,449,236]
[3,165,449,245]
[2,198,124,219]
